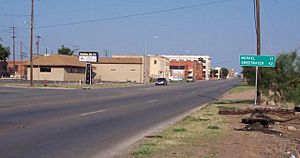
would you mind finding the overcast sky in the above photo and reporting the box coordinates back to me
[1,0,299,72]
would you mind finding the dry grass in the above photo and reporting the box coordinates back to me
[131,103,229,158]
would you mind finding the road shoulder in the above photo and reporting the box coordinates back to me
[129,86,300,158]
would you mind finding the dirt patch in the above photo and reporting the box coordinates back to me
[219,90,300,158]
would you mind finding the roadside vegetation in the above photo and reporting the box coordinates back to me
[131,102,229,158]
[243,50,300,106]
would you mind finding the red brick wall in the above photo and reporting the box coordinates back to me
[170,60,204,80]
[7,61,27,78]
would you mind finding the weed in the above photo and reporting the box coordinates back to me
[214,99,254,104]
[203,113,213,116]
[217,106,239,110]
[229,86,254,94]
[132,146,154,157]
[183,116,209,122]
[173,127,187,132]
[207,126,220,130]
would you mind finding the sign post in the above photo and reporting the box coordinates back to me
[240,55,276,67]
[79,52,98,88]
[85,63,92,85]
[240,54,276,104]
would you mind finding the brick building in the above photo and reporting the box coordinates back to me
[170,60,204,81]
[7,61,28,78]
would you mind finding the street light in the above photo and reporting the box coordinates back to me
[144,35,158,55]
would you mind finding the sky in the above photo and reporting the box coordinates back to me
[1,0,300,72]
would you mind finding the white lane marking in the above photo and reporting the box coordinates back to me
[80,109,107,116]
[146,99,159,103]
[176,94,182,97]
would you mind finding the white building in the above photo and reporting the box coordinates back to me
[213,67,222,79]
[162,55,211,80]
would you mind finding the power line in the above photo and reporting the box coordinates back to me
[0,13,28,17]
[39,0,143,16]
[0,0,141,17]
[36,0,234,29]
[0,29,10,32]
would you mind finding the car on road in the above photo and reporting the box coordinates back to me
[186,77,194,82]
[155,78,168,86]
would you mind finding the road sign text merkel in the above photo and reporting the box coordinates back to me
[240,55,276,67]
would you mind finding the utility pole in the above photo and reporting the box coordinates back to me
[30,0,34,86]
[36,35,41,55]
[10,26,16,77]
[73,45,80,55]
[104,49,108,58]
[255,0,261,105]
[20,41,23,79]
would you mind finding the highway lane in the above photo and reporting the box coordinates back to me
[0,79,240,158]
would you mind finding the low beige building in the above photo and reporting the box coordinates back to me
[110,55,150,83]
[149,55,170,79]
[26,54,85,81]
[93,57,150,83]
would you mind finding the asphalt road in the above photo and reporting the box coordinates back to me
[0,79,240,158]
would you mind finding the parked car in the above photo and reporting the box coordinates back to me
[169,76,183,82]
[155,78,168,86]
[186,76,194,82]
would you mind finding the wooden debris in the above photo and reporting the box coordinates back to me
[219,106,296,127]
[219,106,295,115]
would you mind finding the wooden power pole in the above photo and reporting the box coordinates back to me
[255,0,261,105]
[30,0,34,86]
[10,26,16,77]
[20,41,23,79]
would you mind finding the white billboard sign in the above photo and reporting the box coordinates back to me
[79,52,98,62]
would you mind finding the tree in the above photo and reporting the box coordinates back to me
[0,43,10,61]
[221,67,229,79]
[58,45,74,55]
[242,51,300,105]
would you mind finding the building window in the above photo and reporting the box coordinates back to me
[110,69,116,71]
[65,67,85,73]
[154,60,157,64]
[130,69,135,72]
[170,66,185,70]
[40,67,51,72]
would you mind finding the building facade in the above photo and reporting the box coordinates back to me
[93,57,145,83]
[162,55,211,80]
[148,55,170,79]
[7,61,27,78]
[170,60,204,81]
[112,55,150,83]
[26,54,85,81]
[212,67,222,79]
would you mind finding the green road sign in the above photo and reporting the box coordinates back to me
[240,55,276,67]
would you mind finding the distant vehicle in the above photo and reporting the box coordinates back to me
[155,78,168,86]
[169,76,183,82]
[186,76,194,82]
